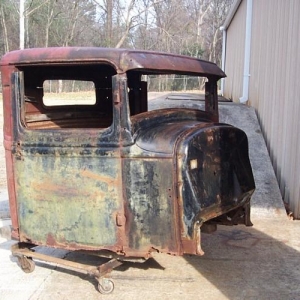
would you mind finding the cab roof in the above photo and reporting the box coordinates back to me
[0,47,226,79]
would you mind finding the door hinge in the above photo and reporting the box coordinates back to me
[116,212,126,227]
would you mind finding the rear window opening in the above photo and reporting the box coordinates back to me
[20,64,115,130]
[42,80,96,106]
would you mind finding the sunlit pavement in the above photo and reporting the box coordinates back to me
[1,219,300,300]
[0,95,299,299]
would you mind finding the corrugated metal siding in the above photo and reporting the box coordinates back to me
[223,0,246,101]
[225,0,300,218]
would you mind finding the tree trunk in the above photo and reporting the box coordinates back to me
[0,5,9,52]
[106,0,113,47]
[20,0,25,49]
[45,2,55,47]
[209,28,219,63]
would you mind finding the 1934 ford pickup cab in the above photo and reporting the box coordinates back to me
[0,47,255,293]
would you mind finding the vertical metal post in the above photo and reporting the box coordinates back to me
[205,78,219,122]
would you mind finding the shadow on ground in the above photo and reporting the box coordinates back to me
[184,222,300,299]
[1,221,299,299]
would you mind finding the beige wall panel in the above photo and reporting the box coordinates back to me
[225,0,300,218]
[249,0,300,218]
[223,0,246,101]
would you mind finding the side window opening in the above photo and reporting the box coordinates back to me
[128,71,209,115]
[127,71,219,124]
[20,65,115,130]
[127,71,148,116]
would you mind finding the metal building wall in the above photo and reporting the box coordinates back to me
[249,0,300,218]
[225,0,300,218]
[223,0,246,101]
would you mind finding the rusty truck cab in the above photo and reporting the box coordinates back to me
[1,47,255,294]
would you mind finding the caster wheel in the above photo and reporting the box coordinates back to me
[97,278,114,294]
[18,256,35,273]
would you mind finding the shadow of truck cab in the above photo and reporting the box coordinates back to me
[1,47,255,292]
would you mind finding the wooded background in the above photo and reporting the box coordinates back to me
[0,0,233,67]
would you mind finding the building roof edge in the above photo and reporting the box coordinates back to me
[221,0,243,30]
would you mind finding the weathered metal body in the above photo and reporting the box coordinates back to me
[1,47,255,293]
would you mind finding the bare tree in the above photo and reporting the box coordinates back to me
[0,0,233,66]
[115,0,136,48]
[106,0,113,46]
[133,0,153,49]
[207,0,233,65]
[150,0,192,53]
[0,0,19,54]
[20,0,25,49]
[0,2,10,52]
[44,0,58,47]
[19,0,55,49]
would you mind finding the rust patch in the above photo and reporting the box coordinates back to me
[80,169,115,185]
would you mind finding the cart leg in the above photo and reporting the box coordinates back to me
[95,258,123,294]
[17,256,35,273]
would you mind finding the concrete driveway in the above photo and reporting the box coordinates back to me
[1,219,300,300]
[0,94,299,299]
